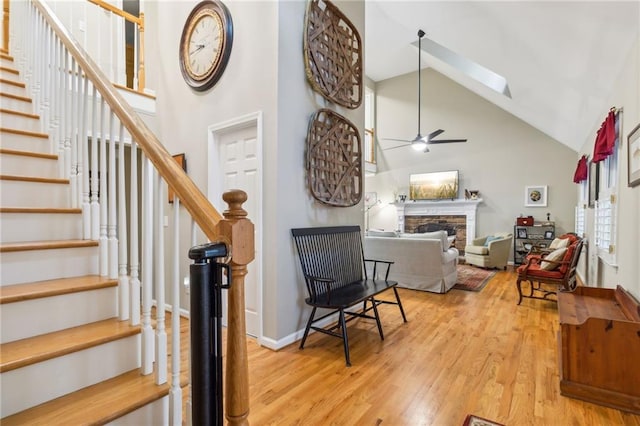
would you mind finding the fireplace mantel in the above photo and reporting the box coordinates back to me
[394,199,483,245]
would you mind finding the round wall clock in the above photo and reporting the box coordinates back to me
[179,0,233,92]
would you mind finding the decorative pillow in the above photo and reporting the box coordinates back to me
[540,247,567,271]
[484,235,501,246]
[549,237,570,250]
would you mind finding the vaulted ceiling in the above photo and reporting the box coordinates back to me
[365,1,640,152]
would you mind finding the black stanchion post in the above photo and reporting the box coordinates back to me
[189,242,230,426]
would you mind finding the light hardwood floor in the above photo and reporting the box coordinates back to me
[180,268,640,425]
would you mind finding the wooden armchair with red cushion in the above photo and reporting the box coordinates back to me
[516,235,584,304]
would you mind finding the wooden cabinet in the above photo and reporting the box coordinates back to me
[557,285,640,413]
[513,222,555,264]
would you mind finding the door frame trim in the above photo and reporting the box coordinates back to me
[207,111,263,344]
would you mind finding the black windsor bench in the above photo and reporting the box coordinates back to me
[291,226,407,366]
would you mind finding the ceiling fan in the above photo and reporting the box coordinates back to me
[383,30,467,153]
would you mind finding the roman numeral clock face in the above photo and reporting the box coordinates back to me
[179,0,233,91]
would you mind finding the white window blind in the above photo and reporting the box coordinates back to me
[594,191,616,265]
[575,205,586,238]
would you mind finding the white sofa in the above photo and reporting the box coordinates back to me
[364,230,459,293]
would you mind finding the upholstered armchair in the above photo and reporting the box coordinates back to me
[465,233,513,269]
[515,235,584,304]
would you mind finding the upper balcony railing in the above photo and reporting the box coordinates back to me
[86,0,145,92]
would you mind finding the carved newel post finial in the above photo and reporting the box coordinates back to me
[223,190,248,218]
[218,189,254,426]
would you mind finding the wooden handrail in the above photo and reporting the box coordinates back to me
[2,0,8,53]
[32,0,224,242]
[87,0,142,25]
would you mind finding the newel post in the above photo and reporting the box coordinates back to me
[217,190,254,426]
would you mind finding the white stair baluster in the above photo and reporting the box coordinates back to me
[108,111,118,279]
[63,48,71,183]
[118,123,129,321]
[130,140,141,326]
[57,41,65,174]
[81,78,90,237]
[99,98,108,276]
[169,196,182,425]
[41,25,52,133]
[32,12,41,111]
[154,169,167,385]
[141,156,154,374]
[69,58,78,208]
[90,86,100,240]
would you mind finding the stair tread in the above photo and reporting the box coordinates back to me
[1,368,172,426]
[0,127,47,138]
[0,239,98,253]
[0,108,40,119]
[0,66,19,75]
[0,318,141,373]
[0,275,117,304]
[0,148,57,159]
[0,207,80,213]
[0,78,25,88]
[0,92,31,102]
[0,174,68,184]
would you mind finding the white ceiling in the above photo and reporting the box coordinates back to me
[365,1,640,152]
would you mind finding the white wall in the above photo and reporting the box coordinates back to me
[367,69,578,255]
[577,33,640,299]
[144,0,364,343]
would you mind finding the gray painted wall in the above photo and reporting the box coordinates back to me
[366,69,578,254]
[144,0,364,344]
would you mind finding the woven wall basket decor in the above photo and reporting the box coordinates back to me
[306,109,362,207]
[303,0,362,109]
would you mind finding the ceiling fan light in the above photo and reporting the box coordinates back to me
[411,140,427,151]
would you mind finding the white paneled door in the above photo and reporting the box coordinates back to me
[209,114,262,338]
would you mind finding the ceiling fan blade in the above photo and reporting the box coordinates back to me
[427,129,445,139]
[383,144,411,151]
[382,138,412,143]
[428,138,468,144]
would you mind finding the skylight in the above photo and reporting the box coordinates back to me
[413,36,512,98]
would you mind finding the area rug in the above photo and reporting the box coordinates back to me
[453,264,496,292]
[462,414,504,426]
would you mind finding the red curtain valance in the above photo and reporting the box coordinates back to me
[573,155,588,183]
[592,109,616,163]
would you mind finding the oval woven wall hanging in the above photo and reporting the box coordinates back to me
[303,0,362,109]
[306,109,362,207]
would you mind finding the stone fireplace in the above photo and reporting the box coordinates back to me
[405,215,467,253]
[394,199,482,254]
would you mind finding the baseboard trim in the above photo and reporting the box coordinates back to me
[258,312,340,351]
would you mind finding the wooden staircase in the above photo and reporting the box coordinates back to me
[0,51,169,424]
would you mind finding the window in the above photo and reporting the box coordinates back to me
[575,169,587,237]
[593,110,621,266]
[364,87,375,165]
